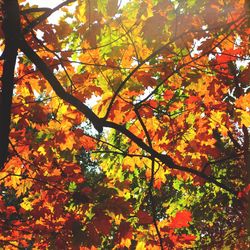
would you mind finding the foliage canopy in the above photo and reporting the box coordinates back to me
[0,0,249,249]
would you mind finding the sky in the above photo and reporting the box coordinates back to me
[27,0,130,8]
[28,0,68,8]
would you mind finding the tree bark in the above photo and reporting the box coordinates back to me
[0,0,21,169]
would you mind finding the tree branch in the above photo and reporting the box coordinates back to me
[21,7,52,15]
[0,0,21,169]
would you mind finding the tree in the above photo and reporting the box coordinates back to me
[0,0,249,249]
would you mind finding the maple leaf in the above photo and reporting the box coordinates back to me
[169,210,192,229]
[163,89,174,101]
[137,210,153,225]
[134,71,157,87]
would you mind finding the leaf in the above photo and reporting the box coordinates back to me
[123,156,135,171]
[134,71,157,87]
[136,241,146,250]
[93,213,111,234]
[169,210,192,229]
[235,93,250,110]
[137,210,153,225]
[164,89,174,101]
[20,197,33,211]
[69,182,77,192]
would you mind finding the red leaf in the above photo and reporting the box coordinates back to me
[163,90,174,101]
[93,214,111,235]
[169,210,192,229]
[135,71,157,87]
[137,210,153,225]
[185,96,201,105]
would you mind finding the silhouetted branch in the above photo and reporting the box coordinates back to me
[0,0,21,169]
[21,7,51,14]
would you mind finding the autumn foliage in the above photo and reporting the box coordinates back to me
[0,0,249,249]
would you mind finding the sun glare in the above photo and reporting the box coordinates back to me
[25,0,130,24]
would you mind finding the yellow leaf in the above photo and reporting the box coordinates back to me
[136,241,146,250]
[186,113,195,125]
[184,128,196,141]
[154,166,167,189]
[76,1,86,22]
[38,146,46,155]
[123,156,135,171]
[20,197,33,211]
[209,111,229,136]
[16,179,33,197]
[235,109,250,127]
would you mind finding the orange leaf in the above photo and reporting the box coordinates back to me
[163,90,174,101]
